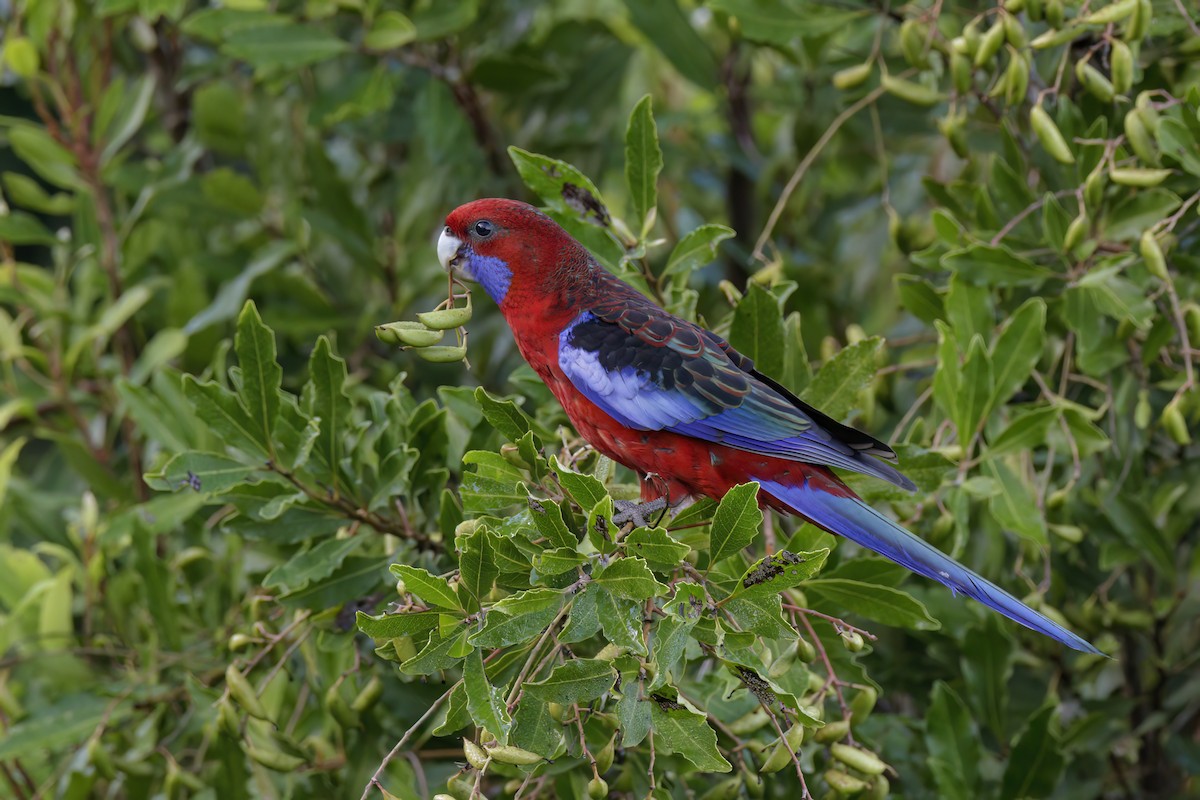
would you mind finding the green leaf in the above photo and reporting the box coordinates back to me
[356,609,441,640]
[800,337,883,421]
[649,696,732,772]
[724,594,796,638]
[956,335,993,444]
[234,301,281,450]
[528,496,576,549]
[663,224,735,281]
[926,682,980,800]
[616,670,652,746]
[364,10,416,50]
[731,549,829,600]
[183,377,269,458]
[144,451,258,494]
[0,211,55,245]
[805,578,941,630]
[552,457,608,511]
[220,21,348,70]
[99,74,156,163]
[595,557,667,601]
[263,537,363,594]
[459,523,499,610]
[984,460,1048,544]
[474,388,535,443]
[946,275,993,344]
[623,527,690,571]
[961,618,1014,739]
[707,482,762,565]
[184,241,296,334]
[511,696,564,758]
[932,321,962,430]
[305,336,348,486]
[942,243,1053,287]
[561,584,602,643]
[729,283,785,379]
[401,628,470,675]
[625,95,664,236]
[526,659,617,705]
[0,696,131,759]
[508,146,610,227]
[1002,706,1065,800]
[471,588,564,648]
[390,564,463,611]
[895,274,946,325]
[464,649,512,744]
[989,298,1046,410]
[622,0,718,90]
[596,589,647,655]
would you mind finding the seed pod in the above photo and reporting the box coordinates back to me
[1045,0,1064,27]
[832,743,889,776]
[975,20,1007,68]
[1051,524,1084,543]
[760,723,806,773]
[226,665,269,720]
[1026,0,1044,22]
[841,630,865,652]
[1162,397,1191,445]
[866,775,892,799]
[375,320,443,347]
[1004,48,1030,105]
[814,719,851,744]
[1076,60,1115,102]
[797,637,817,663]
[228,633,256,651]
[951,52,973,94]
[1124,110,1159,165]
[825,769,870,794]
[351,676,384,713]
[415,344,469,363]
[486,745,544,765]
[832,62,873,91]
[849,686,878,723]
[217,696,242,738]
[1079,0,1138,25]
[937,113,969,159]
[729,706,773,735]
[1184,303,1200,344]
[433,795,457,800]
[1084,165,1106,210]
[417,300,473,330]
[3,37,39,78]
[595,735,616,774]
[881,74,945,107]
[463,739,490,770]
[1030,104,1076,164]
[325,684,359,730]
[801,703,824,722]
[1140,230,1168,280]
[88,737,118,780]
[1064,212,1089,252]
[1110,40,1133,94]
[1004,0,1025,12]
[1110,167,1172,187]
[245,743,305,772]
[899,20,928,69]
[699,777,742,800]
[962,19,981,53]
[1128,0,1151,39]
[588,777,610,800]
[1032,26,1079,48]
[1002,12,1026,48]
[1047,488,1070,509]
[547,701,567,722]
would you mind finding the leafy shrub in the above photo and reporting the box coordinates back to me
[0,1,1197,799]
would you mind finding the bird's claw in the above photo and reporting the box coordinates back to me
[612,497,669,528]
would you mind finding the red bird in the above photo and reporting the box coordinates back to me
[437,198,1100,654]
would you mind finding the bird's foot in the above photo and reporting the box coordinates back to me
[612,496,669,528]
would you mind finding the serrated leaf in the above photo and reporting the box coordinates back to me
[527,496,576,549]
[356,609,441,640]
[625,95,664,236]
[552,457,608,511]
[263,536,363,594]
[464,649,512,744]
[474,388,535,443]
[649,697,732,772]
[508,146,610,227]
[459,523,498,610]
[183,377,269,458]
[390,564,463,611]
[623,527,690,571]
[1002,705,1064,799]
[306,336,348,487]
[597,589,646,655]
[729,283,785,379]
[724,594,796,638]
[234,303,280,450]
[526,658,616,704]
[663,224,735,281]
[956,335,993,443]
[470,588,564,648]
[984,460,1048,544]
[511,696,564,758]
[805,578,941,630]
[144,451,258,494]
[731,548,829,600]
[926,681,980,800]
[401,628,470,675]
[595,557,667,601]
[616,670,652,746]
[708,482,762,565]
[800,337,883,421]
[942,243,1053,287]
[989,299,1045,410]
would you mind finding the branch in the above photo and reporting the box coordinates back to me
[360,683,458,800]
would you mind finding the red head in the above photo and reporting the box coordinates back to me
[438,199,593,320]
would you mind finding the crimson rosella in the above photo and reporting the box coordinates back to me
[437,198,1100,654]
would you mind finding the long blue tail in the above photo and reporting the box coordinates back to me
[756,477,1103,655]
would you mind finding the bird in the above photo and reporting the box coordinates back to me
[436,197,1101,655]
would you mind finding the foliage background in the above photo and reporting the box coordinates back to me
[0,0,1198,798]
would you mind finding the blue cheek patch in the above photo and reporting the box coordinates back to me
[464,251,513,304]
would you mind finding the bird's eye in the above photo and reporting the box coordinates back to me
[473,220,495,238]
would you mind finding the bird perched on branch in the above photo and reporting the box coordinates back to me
[437,197,1101,655]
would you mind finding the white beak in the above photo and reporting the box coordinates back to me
[437,227,463,272]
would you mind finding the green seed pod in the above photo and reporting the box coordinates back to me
[975,20,1007,68]
[866,775,891,799]
[433,795,458,800]
[1084,165,1106,210]
[760,723,806,773]
[832,62,873,91]
[881,74,945,107]
[395,327,445,348]
[1004,0,1026,12]
[849,686,878,724]
[1002,12,1026,48]
[841,630,865,652]
[1128,0,1151,39]
[1004,48,1030,105]
[393,634,417,662]
[88,737,118,780]
[1047,487,1070,509]
[1161,397,1191,445]
[1110,40,1133,95]
[351,676,384,713]
[228,633,256,651]
[547,701,567,722]
[1032,26,1079,48]
[699,777,742,800]
[1030,104,1076,164]
[825,769,870,794]
[831,743,888,776]
[962,19,981,54]
[797,637,817,663]
[801,703,824,723]
[1140,230,1169,280]
[325,684,359,730]
[226,665,269,721]
[899,20,929,69]
[595,735,616,774]
[1184,303,1200,344]
[1124,109,1159,165]
[1076,60,1115,102]
[951,52,973,94]
[486,744,544,766]
[587,777,610,800]
[932,512,955,538]
[217,696,242,738]
[417,300,473,330]
[376,320,443,347]
[937,113,969,159]
[415,344,469,363]
[245,743,306,772]
[3,37,39,78]
[1045,0,1064,27]
[1110,167,1172,187]
[463,739,490,770]
[1064,212,1089,252]
[729,706,773,735]
[1051,524,1084,543]
[814,719,851,744]
[1026,0,1044,22]
[1079,0,1138,25]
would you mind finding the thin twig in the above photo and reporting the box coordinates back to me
[360,683,458,800]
